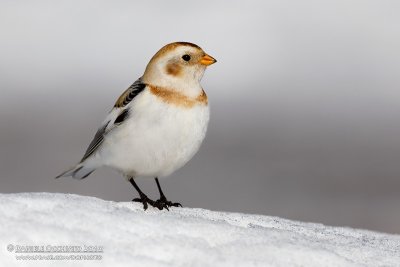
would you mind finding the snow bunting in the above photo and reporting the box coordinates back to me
[56,42,216,210]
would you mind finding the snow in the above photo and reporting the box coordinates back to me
[0,193,399,267]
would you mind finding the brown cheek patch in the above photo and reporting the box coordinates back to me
[166,62,181,76]
[149,85,208,108]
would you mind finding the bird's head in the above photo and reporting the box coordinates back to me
[142,42,216,96]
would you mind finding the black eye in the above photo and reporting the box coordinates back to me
[182,54,191,61]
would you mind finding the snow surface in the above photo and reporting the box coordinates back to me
[0,193,399,267]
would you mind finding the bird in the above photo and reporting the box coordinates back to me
[56,42,216,210]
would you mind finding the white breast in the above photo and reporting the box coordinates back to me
[98,89,210,178]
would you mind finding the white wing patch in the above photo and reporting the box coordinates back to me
[80,78,146,162]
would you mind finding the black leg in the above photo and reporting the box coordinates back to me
[153,177,182,210]
[129,178,155,210]
[155,177,166,199]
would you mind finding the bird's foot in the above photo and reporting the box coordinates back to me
[132,194,156,211]
[153,195,182,211]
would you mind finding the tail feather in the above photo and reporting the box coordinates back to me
[55,164,95,180]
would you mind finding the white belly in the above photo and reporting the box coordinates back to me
[99,90,210,178]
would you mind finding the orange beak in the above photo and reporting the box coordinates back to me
[200,54,217,66]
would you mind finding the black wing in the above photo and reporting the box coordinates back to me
[80,78,146,162]
[114,78,146,108]
[80,121,110,162]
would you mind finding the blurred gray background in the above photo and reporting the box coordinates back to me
[1,0,400,233]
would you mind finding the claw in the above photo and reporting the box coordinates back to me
[132,195,155,211]
[171,202,182,207]
[154,199,169,211]
[155,196,182,210]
